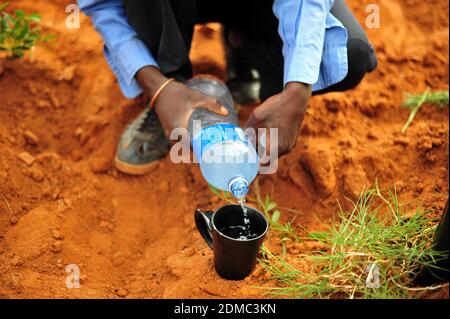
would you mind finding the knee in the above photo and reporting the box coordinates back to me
[345,38,378,89]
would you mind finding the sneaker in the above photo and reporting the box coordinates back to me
[115,108,170,175]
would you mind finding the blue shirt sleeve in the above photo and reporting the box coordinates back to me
[273,0,335,86]
[78,0,158,99]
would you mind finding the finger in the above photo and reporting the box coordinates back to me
[208,100,229,116]
[278,143,288,157]
[245,96,278,128]
[265,131,271,155]
[257,127,267,156]
[194,96,228,116]
[278,138,296,157]
[245,112,261,130]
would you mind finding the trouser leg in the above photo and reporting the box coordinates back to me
[122,0,196,80]
[433,200,449,281]
[122,0,279,88]
[416,199,449,285]
[205,0,283,101]
[314,0,378,94]
[233,0,378,100]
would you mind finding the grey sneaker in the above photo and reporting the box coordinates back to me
[115,108,170,175]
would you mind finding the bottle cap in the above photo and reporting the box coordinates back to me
[228,176,249,199]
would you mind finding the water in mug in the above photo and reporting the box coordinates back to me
[220,225,259,240]
[218,196,255,240]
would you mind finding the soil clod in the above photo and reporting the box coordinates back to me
[300,147,336,197]
[17,152,36,166]
[23,130,40,146]
[50,241,63,253]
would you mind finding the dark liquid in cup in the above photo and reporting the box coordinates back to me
[219,225,259,240]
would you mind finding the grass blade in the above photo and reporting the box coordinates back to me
[401,88,430,133]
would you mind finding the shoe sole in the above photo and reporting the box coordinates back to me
[114,155,160,176]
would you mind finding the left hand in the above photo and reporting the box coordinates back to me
[245,82,311,156]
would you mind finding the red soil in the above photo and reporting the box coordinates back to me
[0,0,448,298]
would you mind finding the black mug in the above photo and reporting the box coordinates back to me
[195,204,269,280]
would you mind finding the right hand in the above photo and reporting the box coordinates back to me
[136,66,228,136]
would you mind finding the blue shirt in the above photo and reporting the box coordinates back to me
[78,0,348,99]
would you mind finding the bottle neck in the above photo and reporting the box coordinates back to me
[228,177,249,199]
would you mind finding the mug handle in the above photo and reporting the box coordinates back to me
[194,209,213,249]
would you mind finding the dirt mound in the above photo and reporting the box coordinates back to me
[0,0,448,298]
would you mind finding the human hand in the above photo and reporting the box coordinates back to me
[245,82,311,156]
[136,66,228,135]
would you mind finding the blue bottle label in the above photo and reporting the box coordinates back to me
[192,123,247,162]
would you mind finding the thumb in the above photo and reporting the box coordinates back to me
[245,101,271,129]
[193,95,228,116]
[245,112,261,130]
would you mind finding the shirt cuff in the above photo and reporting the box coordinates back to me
[106,37,158,99]
[283,45,322,86]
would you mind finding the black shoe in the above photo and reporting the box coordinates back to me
[414,200,449,286]
[224,28,261,105]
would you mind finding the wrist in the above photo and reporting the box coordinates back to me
[283,82,311,116]
[283,82,311,97]
[136,66,168,97]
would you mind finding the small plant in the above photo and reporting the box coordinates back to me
[0,2,52,58]
[252,179,300,251]
[258,184,448,299]
[401,89,449,133]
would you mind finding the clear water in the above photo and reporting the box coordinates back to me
[219,225,258,240]
[238,196,252,240]
[199,140,258,192]
[218,197,256,240]
[238,197,249,224]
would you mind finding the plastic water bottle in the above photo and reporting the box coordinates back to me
[187,76,259,199]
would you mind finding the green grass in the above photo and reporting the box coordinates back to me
[257,184,448,299]
[401,89,449,133]
[251,179,300,255]
[0,2,53,58]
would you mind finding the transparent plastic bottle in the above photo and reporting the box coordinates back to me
[187,76,259,199]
